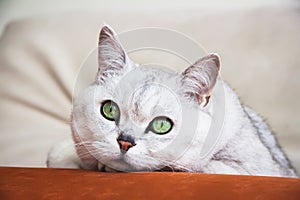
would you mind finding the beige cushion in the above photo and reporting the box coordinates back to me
[0,9,299,172]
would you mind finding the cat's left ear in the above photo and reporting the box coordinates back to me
[96,25,130,82]
[180,53,220,107]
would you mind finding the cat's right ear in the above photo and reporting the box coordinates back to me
[96,25,129,83]
[179,53,220,107]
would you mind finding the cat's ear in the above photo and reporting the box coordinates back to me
[96,25,129,82]
[180,53,220,107]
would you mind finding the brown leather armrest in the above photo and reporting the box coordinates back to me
[0,167,299,199]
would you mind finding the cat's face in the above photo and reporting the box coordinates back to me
[72,26,220,171]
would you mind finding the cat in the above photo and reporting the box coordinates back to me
[47,25,297,177]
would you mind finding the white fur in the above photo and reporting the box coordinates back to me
[47,139,81,168]
[47,26,297,177]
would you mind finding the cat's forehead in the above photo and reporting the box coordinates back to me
[125,66,176,85]
[114,66,181,119]
[130,83,178,112]
[113,66,176,96]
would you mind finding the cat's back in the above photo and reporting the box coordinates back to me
[243,106,297,177]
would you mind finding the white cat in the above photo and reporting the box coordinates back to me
[47,26,297,177]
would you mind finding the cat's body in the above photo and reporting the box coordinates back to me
[47,26,297,177]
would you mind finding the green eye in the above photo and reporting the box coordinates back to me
[150,117,173,135]
[101,100,120,121]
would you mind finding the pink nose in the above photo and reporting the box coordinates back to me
[117,134,136,152]
[117,140,134,151]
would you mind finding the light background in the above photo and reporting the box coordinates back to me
[0,0,299,173]
[0,0,298,32]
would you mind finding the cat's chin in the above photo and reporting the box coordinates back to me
[98,158,184,172]
[97,156,162,172]
[91,150,161,172]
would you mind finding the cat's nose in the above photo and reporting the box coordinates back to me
[117,133,136,152]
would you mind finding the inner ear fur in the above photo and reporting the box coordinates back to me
[181,53,220,106]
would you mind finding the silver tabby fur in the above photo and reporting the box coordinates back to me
[47,25,297,177]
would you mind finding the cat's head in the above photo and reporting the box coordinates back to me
[72,26,220,171]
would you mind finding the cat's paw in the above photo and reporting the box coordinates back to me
[47,139,81,169]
